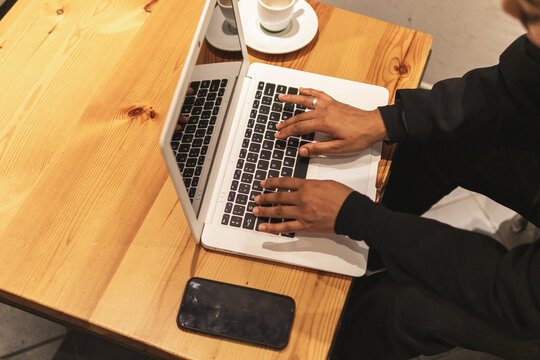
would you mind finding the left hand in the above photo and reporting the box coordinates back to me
[253,177,354,234]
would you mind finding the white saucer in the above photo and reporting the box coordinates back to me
[238,0,318,54]
[206,6,242,52]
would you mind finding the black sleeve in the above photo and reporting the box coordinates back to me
[378,35,540,144]
[335,191,540,338]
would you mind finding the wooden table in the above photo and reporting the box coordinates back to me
[0,1,431,359]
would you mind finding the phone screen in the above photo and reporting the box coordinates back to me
[177,277,295,349]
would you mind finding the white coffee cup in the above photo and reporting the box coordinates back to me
[257,0,296,33]
[218,0,236,29]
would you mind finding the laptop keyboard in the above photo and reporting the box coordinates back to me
[172,79,228,202]
[221,81,314,238]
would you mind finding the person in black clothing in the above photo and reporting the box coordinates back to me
[252,0,540,358]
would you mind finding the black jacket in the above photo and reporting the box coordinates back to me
[335,35,540,340]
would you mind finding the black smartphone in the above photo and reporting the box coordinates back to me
[177,277,295,349]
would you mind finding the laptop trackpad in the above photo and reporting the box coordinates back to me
[306,150,373,195]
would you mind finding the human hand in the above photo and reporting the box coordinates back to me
[276,88,388,156]
[253,177,354,234]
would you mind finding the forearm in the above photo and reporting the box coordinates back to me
[335,192,540,336]
[378,35,540,144]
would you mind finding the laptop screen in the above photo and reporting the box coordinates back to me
[171,2,244,216]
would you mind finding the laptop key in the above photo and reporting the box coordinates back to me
[275,139,286,149]
[252,180,263,191]
[269,112,280,121]
[210,79,220,92]
[179,143,190,153]
[250,191,261,202]
[249,143,261,153]
[262,140,273,150]
[284,103,295,112]
[230,216,242,227]
[221,214,230,225]
[244,162,256,173]
[190,81,201,93]
[272,150,284,160]
[225,202,233,213]
[284,157,295,167]
[264,83,276,97]
[287,87,298,95]
[239,183,251,194]
[246,152,258,163]
[242,214,256,230]
[269,170,280,178]
[201,80,210,88]
[252,133,263,143]
[293,156,310,179]
[281,167,293,177]
[228,191,236,202]
[257,81,265,90]
[260,150,272,159]
[272,103,283,112]
[255,170,267,181]
[285,147,297,157]
[236,194,248,205]
[259,105,270,115]
[276,85,287,94]
[262,96,272,106]
[270,160,281,170]
[234,169,241,180]
[247,202,256,213]
[233,205,245,216]
[241,173,254,184]
[282,112,293,120]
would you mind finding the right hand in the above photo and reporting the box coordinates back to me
[276,88,388,156]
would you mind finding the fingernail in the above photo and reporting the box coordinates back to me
[259,224,267,231]
[253,207,259,215]
[299,147,309,156]
[275,131,280,138]
[255,195,260,203]
[261,180,266,186]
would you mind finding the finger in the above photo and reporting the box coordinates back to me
[275,119,326,139]
[276,110,315,130]
[255,190,298,205]
[262,177,303,191]
[253,205,298,220]
[299,88,332,102]
[187,87,194,95]
[278,93,317,108]
[258,220,304,234]
[299,140,345,157]
[179,115,189,124]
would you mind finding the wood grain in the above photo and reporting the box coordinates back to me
[0,1,431,359]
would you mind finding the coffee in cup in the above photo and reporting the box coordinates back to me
[257,0,296,33]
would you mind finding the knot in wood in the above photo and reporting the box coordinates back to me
[56,8,64,15]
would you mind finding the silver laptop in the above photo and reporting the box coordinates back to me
[160,0,389,276]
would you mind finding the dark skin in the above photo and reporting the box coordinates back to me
[254,0,540,235]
